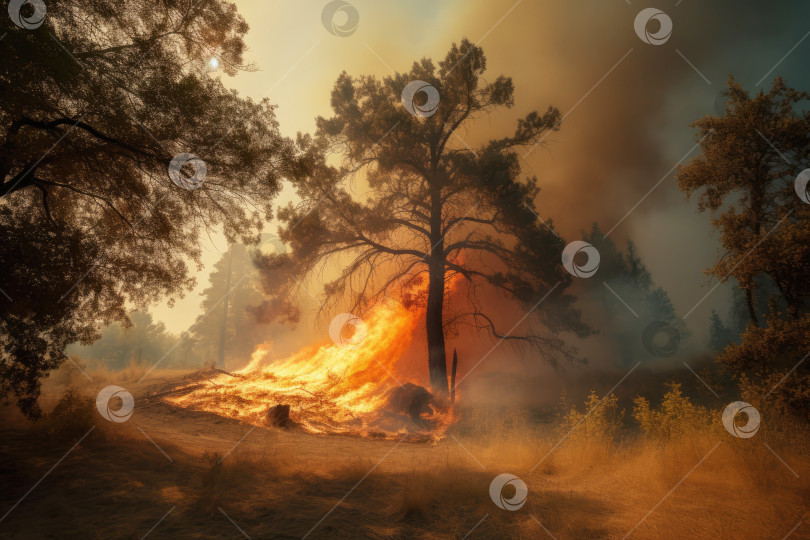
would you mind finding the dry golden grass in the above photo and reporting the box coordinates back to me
[1,380,808,538]
[87,360,149,384]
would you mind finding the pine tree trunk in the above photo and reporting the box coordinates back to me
[426,184,448,395]
[426,256,448,395]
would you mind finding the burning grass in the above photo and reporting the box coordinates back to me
[164,299,456,440]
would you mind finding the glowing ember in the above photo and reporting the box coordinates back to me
[165,298,456,440]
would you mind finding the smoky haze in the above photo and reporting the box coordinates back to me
[148,0,810,408]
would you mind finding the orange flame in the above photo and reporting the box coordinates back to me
[166,297,456,440]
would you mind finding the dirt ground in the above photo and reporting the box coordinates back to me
[1,370,808,539]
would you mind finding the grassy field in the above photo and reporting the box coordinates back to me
[0,368,808,539]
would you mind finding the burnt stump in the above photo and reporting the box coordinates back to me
[265,404,292,428]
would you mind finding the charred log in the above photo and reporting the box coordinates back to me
[266,404,293,428]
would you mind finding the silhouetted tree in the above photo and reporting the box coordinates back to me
[708,276,783,351]
[582,224,684,365]
[192,243,269,369]
[0,0,296,416]
[708,310,737,352]
[256,39,589,395]
[68,311,185,370]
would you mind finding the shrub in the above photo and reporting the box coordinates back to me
[560,391,623,444]
[38,385,96,442]
[632,383,714,441]
[46,356,90,388]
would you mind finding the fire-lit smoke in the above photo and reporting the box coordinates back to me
[166,297,455,440]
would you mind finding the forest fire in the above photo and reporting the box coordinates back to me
[165,298,456,440]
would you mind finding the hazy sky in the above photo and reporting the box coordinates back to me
[151,0,810,350]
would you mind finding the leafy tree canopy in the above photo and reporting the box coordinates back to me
[256,39,590,393]
[678,76,810,412]
[677,76,810,323]
[0,0,297,416]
